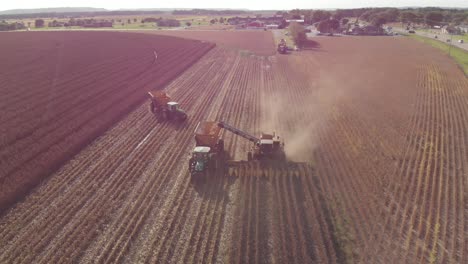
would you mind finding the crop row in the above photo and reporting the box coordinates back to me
[0,32,214,213]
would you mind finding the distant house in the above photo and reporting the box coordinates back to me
[266,24,279,29]
[457,24,468,33]
[247,20,264,27]
[245,20,264,30]
[441,26,448,34]
[286,19,304,24]
[442,25,461,34]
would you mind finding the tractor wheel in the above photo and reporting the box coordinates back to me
[149,102,155,114]
[162,110,168,120]
[188,158,195,173]
[218,139,224,152]
[211,154,218,170]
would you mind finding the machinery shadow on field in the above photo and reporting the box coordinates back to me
[190,152,236,199]
[190,171,235,202]
[225,160,313,178]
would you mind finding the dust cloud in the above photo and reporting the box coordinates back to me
[260,69,346,162]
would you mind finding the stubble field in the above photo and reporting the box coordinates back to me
[0,31,466,263]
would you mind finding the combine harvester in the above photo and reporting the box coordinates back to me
[277,39,288,54]
[147,91,187,121]
[217,121,285,161]
[189,121,303,178]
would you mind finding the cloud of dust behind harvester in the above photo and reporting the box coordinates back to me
[260,67,345,162]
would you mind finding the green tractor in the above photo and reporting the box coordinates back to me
[189,146,222,177]
[189,122,224,178]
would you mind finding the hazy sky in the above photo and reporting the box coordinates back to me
[1,0,467,11]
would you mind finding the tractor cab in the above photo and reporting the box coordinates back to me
[166,101,187,120]
[258,139,274,153]
[190,146,211,174]
[167,102,180,112]
[258,132,282,154]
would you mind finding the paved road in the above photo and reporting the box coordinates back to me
[393,27,467,51]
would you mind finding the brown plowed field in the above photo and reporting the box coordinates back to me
[0,31,214,212]
[0,33,467,263]
[139,30,276,55]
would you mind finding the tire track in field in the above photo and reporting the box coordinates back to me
[195,55,251,264]
[86,48,241,262]
[0,107,150,249]
[0,43,216,262]
[139,52,239,264]
[81,49,229,264]
[0,108,157,263]
[37,46,221,262]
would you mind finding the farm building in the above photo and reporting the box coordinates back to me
[456,24,468,33]
[286,19,305,24]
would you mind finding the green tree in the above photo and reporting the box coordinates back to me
[360,10,375,21]
[425,12,444,26]
[34,19,44,28]
[334,10,348,21]
[289,9,302,19]
[185,21,191,27]
[400,11,418,24]
[383,9,400,22]
[312,10,331,23]
[341,18,349,26]
[329,18,340,32]
[451,13,467,25]
[219,17,225,24]
[371,15,387,27]
[317,20,330,33]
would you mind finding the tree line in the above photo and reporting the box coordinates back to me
[0,10,165,20]
[172,9,247,15]
[0,20,26,31]
[281,7,467,27]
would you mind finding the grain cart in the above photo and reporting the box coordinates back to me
[147,91,187,121]
[217,121,285,161]
[189,121,224,177]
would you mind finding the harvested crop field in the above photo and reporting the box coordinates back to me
[140,30,276,55]
[0,33,467,263]
[0,31,214,211]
